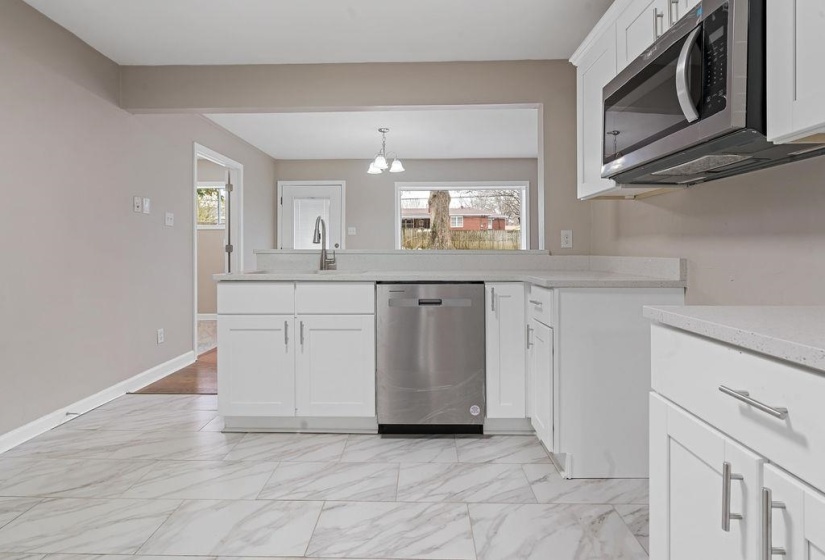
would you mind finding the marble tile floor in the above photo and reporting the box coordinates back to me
[0,394,650,559]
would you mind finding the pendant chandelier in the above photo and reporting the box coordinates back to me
[367,128,405,174]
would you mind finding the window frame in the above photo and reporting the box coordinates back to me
[450,215,464,228]
[394,181,530,250]
[196,181,227,230]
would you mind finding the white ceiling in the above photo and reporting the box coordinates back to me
[24,0,613,65]
[205,108,539,160]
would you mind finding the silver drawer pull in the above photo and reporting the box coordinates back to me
[719,386,788,420]
[762,488,787,559]
[529,299,543,306]
[722,461,744,531]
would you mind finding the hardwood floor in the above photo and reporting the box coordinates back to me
[137,348,217,395]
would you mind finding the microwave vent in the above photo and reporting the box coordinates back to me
[650,154,752,176]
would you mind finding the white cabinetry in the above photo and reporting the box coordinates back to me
[218,282,376,422]
[576,25,618,200]
[218,315,295,416]
[295,314,375,417]
[485,283,526,419]
[650,322,825,560]
[528,318,553,448]
[767,0,825,143]
[616,0,668,71]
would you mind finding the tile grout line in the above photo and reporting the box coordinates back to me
[302,499,326,558]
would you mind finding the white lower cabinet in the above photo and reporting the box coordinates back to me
[763,464,825,560]
[295,314,375,417]
[485,283,526,419]
[529,318,554,448]
[651,323,825,560]
[218,315,295,416]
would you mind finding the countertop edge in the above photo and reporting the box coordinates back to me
[644,306,825,373]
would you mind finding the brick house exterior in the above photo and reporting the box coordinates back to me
[401,207,507,231]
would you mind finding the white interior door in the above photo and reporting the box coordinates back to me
[279,182,345,250]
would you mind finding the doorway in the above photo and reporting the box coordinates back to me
[277,181,346,249]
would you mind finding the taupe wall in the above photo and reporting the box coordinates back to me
[0,0,276,435]
[120,60,584,254]
[275,159,539,250]
[591,156,825,304]
[197,229,224,314]
[197,158,226,182]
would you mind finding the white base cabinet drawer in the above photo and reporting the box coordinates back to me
[527,284,554,325]
[218,282,295,315]
[296,282,375,314]
[651,323,825,493]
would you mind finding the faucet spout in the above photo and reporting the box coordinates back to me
[312,216,336,270]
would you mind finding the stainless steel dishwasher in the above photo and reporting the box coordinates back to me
[376,282,485,429]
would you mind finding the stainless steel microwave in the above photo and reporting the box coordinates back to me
[601,0,825,186]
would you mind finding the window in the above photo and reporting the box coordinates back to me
[197,186,226,228]
[395,182,529,251]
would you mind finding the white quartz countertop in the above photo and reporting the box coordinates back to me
[644,306,825,372]
[214,269,686,289]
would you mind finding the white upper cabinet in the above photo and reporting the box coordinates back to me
[576,24,618,199]
[767,0,825,143]
[485,283,526,419]
[616,0,669,71]
[295,314,375,417]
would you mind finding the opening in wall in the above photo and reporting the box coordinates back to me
[395,181,529,251]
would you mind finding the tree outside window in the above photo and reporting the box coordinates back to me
[197,187,226,226]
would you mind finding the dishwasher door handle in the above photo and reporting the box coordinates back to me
[418,299,443,306]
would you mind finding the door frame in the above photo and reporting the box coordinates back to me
[193,142,244,356]
[276,180,347,250]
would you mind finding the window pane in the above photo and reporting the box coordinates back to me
[399,187,525,251]
[197,188,226,226]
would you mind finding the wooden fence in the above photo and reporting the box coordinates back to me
[401,228,521,250]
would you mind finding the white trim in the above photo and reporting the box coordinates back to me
[197,225,226,231]
[394,181,531,250]
[194,143,243,356]
[276,180,347,250]
[198,313,218,321]
[223,415,378,433]
[0,351,196,454]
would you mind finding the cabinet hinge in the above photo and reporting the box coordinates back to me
[225,182,234,193]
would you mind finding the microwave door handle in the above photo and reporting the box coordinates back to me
[676,26,702,123]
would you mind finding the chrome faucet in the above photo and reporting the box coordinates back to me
[312,216,337,270]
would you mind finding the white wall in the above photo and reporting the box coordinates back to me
[0,0,277,435]
[275,158,539,249]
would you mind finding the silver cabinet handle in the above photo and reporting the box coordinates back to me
[668,0,679,27]
[284,320,289,347]
[529,299,543,306]
[722,461,744,531]
[653,8,665,37]
[526,325,533,349]
[762,488,787,559]
[491,287,496,312]
[299,321,305,348]
[719,386,789,420]
[676,25,702,122]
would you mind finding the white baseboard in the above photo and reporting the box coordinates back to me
[223,415,378,434]
[484,417,535,435]
[198,313,217,321]
[0,350,196,455]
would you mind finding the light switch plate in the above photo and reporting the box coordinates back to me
[347,226,357,236]
[142,197,151,214]
[156,328,165,344]
[561,230,573,249]
[165,212,174,227]
[133,196,142,213]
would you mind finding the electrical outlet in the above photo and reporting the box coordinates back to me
[142,198,151,214]
[156,328,165,344]
[165,212,174,227]
[561,230,573,249]
[133,196,142,213]
[347,226,357,236]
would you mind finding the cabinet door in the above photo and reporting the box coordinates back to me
[577,25,618,200]
[616,0,668,71]
[485,283,526,419]
[218,315,295,417]
[767,0,825,143]
[295,315,376,417]
[650,395,762,560]
[763,464,825,560]
[530,320,553,449]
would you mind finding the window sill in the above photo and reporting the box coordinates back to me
[197,225,226,231]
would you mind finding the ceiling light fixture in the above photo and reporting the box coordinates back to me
[368,128,404,174]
